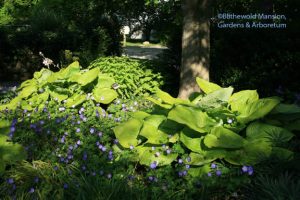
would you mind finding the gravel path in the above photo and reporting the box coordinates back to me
[123,46,167,60]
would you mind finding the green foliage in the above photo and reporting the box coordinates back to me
[245,172,300,200]
[88,57,164,98]
[114,78,298,176]
[0,86,17,105]
[0,120,27,174]
[0,0,123,81]
[0,160,215,200]
[211,1,300,100]
[0,93,218,199]
[0,61,118,111]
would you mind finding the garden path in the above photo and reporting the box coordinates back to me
[123,45,167,60]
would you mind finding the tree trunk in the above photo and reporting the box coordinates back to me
[178,0,212,99]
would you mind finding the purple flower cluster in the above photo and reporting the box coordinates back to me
[97,142,107,152]
[207,163,222,177]
[241,165,254,175]
[108,150,114,161]
[178,170,188,177]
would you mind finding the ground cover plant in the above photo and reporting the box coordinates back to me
[0,61,299,199]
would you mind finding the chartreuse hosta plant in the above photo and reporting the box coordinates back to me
[0,61,118,111]
[0,120,27,174]
[114,78,299,177]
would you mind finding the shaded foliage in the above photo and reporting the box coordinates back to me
[210,0,300,101]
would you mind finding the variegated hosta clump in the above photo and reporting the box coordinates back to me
[0,61,118,111]
[114,77,299,177]
[0,120,27,174]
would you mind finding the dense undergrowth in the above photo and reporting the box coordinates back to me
[0,58,299,200]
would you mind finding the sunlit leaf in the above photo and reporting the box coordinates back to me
[114,118,143,148]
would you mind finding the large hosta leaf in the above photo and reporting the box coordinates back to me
[131,111,151,120]
[180,128,203,153]
[225,140,272,165]
[0,96,22,110]
[268,103,300,121]
[242,140,272,164]
[140,115,169,144]
[158,119,184,135]
[68,72,82,83]
[246,122,294,144]
[65,93,86,108]
[271,147,293,161]
[135,145,178,166]
[168,105,218,133]
[93,88,118,104]
[34,68,53,84]
[270,103,300,115]
[19,84,37,99]
[59,61,80,79]
[203,126,246,149]
[76,68,100,86]
[188,152,222,166]
[229,90,259,112]
[19,79,35,90]
[155,89,187,105]
[20,100,32,111]
[188,165,211,177]
[236,97,280,124]
[114,118,143,148]
[49,91,68,101]
[46,72,63,83]
[28,92,49,107]
[198,87,234,107]
[196,77,221,94]
[96,74,115,88]
[146,97,173,109]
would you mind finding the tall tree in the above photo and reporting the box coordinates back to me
[178,0,213,99]
[145,0,213,99]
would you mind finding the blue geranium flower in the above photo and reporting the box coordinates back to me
[178,158,183,164]
[248,166,254,175]
[150,161,157,169]
[29,187,35,193]
[7,178,14,184]
[242,166,248,173]
[216,170,222,176]
[211,163,217,169]
[90,128,95,134]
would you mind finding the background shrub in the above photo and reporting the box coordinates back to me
[210,0,300,102]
